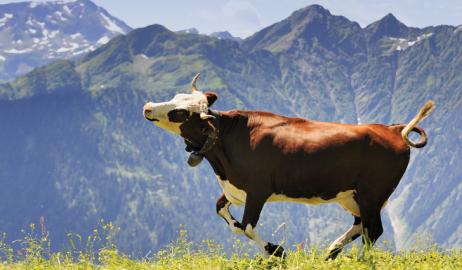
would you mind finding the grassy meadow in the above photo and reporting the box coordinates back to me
[0,223,461,270]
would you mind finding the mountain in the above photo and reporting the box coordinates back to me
[209,31,242,42]
[1,4,462,256]
[0,0,131,82]
[177,28,242,42]
[364,13,416,44]
[176,28,199,34]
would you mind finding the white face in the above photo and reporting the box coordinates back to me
[143,91,210,134]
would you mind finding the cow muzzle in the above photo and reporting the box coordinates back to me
[143,103,159,122]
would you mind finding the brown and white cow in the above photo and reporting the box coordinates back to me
[143,74,434,259]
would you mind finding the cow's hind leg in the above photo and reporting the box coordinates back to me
[216,193,243,234]
[356,188,385,255]
[356,155,407,250]
[242,193,285,258]
[326,216,362,260]
[360,208,383,247]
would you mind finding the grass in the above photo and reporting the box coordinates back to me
[0,223,461,269]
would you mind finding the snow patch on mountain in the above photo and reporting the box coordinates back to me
[210,31,242,42]
[5,48,32,54]
[29,0,77,8]
[454,26,462,34]
[72,45,95,56]
[97,36,110,44]
[29,2,39,8]
[49,30,59,38]
[56,42,80,53]
[62,5,72,14]
[390,33,433,51]
[70,33,81,39]
[100,12,125,34]
[56,10,69,21]
[177,28,199,34]
[0,13,13,27]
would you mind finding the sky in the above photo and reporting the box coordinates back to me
[1,0,461,37]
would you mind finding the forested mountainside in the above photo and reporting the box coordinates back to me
[1,4,461,255]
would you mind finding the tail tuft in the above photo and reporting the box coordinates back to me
[401,100,435,148]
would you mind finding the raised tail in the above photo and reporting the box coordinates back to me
[401,100,435,148]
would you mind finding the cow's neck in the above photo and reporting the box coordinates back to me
[204,111,249,182]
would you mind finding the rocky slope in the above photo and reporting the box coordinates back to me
[0,0,131,82]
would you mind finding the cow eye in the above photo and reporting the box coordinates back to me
[167,109,190,123]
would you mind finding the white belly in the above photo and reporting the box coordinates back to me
[215,175,360,216]
[268,190,360,216]
[267,190,354,204]
[216,175,246,205]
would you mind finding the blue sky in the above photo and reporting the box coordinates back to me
[1,0,461,37]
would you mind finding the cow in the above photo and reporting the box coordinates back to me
[142,74,435,259]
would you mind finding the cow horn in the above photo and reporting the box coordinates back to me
[200,112,215,120]
[191,73,201,92]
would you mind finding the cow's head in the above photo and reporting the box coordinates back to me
[143,74,218,146]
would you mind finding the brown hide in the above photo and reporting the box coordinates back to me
[186,110,411,206]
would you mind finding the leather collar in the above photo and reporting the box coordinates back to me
[185,110,220,167]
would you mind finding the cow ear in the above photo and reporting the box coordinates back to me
[204,92,218,107]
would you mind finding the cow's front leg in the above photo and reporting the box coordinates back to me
[241,193,285,258]
[326,216,362,260]
[216,193,243,234]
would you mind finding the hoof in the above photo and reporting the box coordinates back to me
[265,243,286,258]
[325,248,341,261]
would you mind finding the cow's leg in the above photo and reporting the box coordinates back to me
[355,166,405,250]
[216,193,243,234]
[241,194,285,258]
[360,210,383,246]
[356,191,384,252]
[326,216,362,260]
